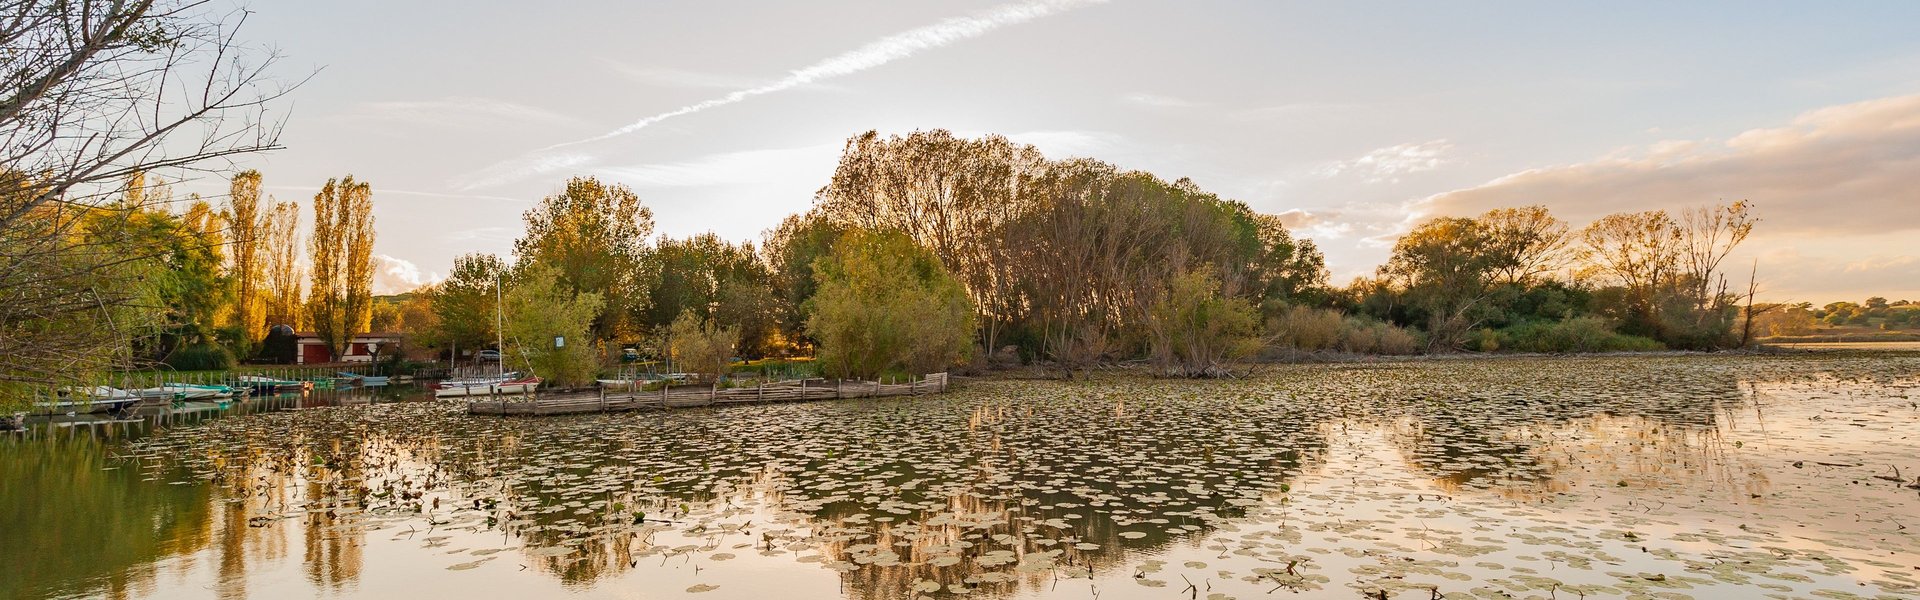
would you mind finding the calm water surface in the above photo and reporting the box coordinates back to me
[4,353,1918,600]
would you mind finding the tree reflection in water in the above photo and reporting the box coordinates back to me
[3,353,1915,599]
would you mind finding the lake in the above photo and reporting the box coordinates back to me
[4,352,1918,600]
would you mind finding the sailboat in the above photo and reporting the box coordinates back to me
[435,272,540,398]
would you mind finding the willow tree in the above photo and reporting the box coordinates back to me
[226,170,267,342]
[814,129,1043,354]
[806,231,974,379]
[306,176,374,359]
[503,264,603,388]
[515,176,653,340]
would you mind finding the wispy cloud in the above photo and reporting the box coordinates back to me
[336,96,581,130]
[265,185,528,205]
[598,61,833,92]
[1122,92,1205,109]
[459,0,1111,190]
[557,0,1110,147]
[596,145,841,188]
[1315,140,1455,183]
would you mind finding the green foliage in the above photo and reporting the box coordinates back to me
[163,344,234,371]
[806,231,974,379]
[763,212,845,346]
[427,253,506,353]
[1475,317,1665,354]
[515,176,652,339]
[1146,266,1261,377]
[503,264,605,388]
[667,311,738,382]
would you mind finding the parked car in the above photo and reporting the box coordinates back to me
[477,349,501,362]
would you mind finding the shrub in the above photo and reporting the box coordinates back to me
[1266,305,1344,351]
[1336,318,1423,355]
[1146,266,1260,377]
[668,311,738,383]
[1497,317,1663,353]
[165,344,234,371]
[503,264,605,388]
[806,230,974,379]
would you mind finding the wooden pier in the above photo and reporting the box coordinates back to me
[466,373,949,416]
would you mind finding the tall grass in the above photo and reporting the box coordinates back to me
[1266,306,1423,355]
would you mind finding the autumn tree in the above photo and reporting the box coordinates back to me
[806,231,974,379]
[0,1,292,408]
[1478,205,1572,285]
[262,199,302,328]
[815,130,1043,353]
[306,176,375,360]
[225,170,267,343]
[515,176,653,340]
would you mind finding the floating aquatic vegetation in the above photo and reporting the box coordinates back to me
[4,352,1916,599]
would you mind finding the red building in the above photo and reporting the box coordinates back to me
[293,332,406,364]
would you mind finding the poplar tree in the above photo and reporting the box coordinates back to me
[306,176,374,359]
[227,170,266,342]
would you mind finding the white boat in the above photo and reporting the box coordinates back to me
[135,384,224,401]
[434,376,540,398]
[439,371,521,387]
[36,386,142,415]
[596,373,692,388]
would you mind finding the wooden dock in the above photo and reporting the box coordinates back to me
[466,373,949,416]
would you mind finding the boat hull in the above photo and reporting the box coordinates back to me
[434,382,538,398]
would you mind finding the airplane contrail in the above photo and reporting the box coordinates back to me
[549,0,1111,149]
[460,0,1110,189]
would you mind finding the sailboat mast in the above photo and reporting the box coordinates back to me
[503,273,510,376]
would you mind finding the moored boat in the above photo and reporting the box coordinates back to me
[338,372,389,386]
[235,375,311,394]
[35,386,142,415]
[434,376,540,398]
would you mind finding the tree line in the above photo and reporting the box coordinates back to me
[392,129,1770,386]
[0,0,1807,410]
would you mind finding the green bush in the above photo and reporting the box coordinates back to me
[806,230,974,379]
[1495,317,1663,353]
[164,344,234,371]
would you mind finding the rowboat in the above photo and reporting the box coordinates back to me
[164,382,248,401]
[35,386,143,415]
[595,373,693,388]
[236,375,310,394]
[338,372,390,386]
[434,376,540,398]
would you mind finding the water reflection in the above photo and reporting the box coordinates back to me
[3,354,1918,599]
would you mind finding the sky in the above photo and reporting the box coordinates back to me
[190,0,1920,302]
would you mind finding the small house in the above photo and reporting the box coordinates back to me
[293,331,406,364]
